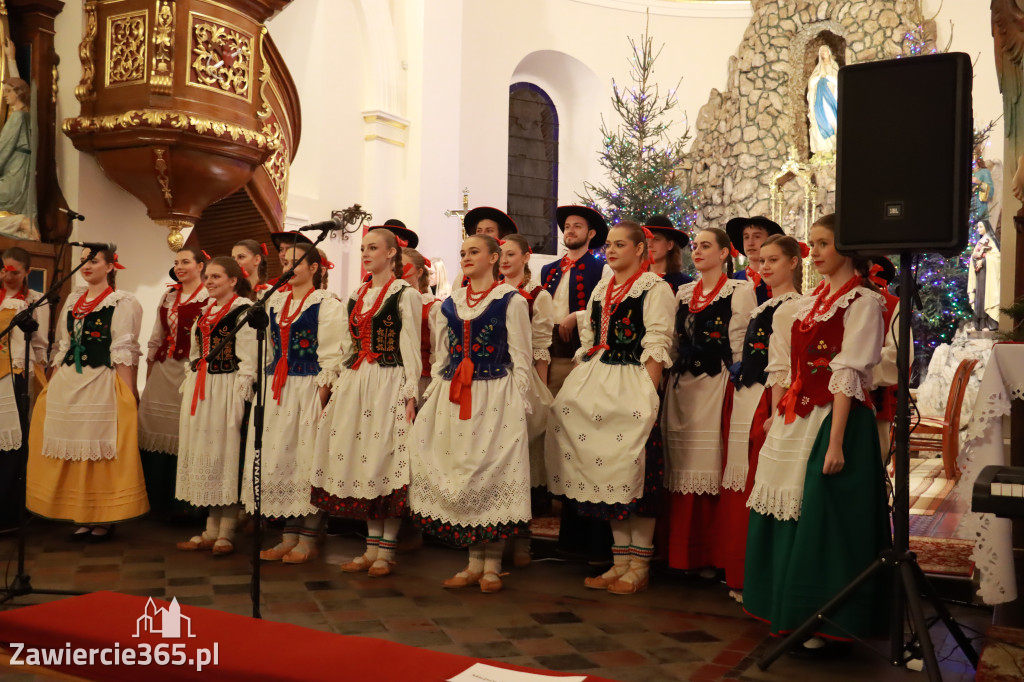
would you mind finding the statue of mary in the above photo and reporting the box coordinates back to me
[807,45,839,157]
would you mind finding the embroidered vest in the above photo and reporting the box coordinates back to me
[63,306,115,369]
[344,288,404,369]
[671,294,734,378]
[196,304,250,375]
[583,291,648,366]
[873,289,900,422]
[267,301,321,377]
[421,298,436,378]
[154,294,206,362]
[440,291,515,381]
[785,302,851,420]
[736,300,784,388]
[540,252,605,313]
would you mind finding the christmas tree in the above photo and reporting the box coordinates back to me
[577,17,700,237]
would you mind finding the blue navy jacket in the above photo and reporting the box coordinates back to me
[540,251,605,314]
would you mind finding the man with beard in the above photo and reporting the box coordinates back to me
[539,206,608,394]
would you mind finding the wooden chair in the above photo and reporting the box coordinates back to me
[897,358,979,480]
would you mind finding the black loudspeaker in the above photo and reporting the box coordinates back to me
[835,53,973,256]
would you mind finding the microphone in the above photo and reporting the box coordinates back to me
[296,216,345,232]
[68,240,117,252]
[59,207,86,221]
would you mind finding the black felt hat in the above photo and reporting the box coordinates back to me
[643,214,690,250]
[556,205,609,250]
[871,256,896,285]
[464,207,518,237]
[725,216,784,255]
[370,220,419,249]
[269,230,314,252]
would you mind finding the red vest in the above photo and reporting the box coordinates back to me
[420,298,436,378]
[874,290,899,422]
[154,295,206,362]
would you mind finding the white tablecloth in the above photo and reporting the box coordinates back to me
[956,342,1023,605]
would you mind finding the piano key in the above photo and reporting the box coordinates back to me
[1012,484,1024,498]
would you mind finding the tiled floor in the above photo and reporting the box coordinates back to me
[0,517,990,681]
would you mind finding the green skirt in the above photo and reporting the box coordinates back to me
[744,404,890,640]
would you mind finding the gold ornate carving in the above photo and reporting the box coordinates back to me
[151,0,175,95]
[63,110,275,150]
[153,148,173,207]
[0,1,7,16]
[256,30,289,206]
[155,218,192,252]
[188,12,253,101]
[76,1,99,102]
[106,11,148,87]
[52,65,59,104]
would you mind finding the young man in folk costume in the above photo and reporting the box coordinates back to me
[540,206,608,395]
[725,216,784,306]
[539,205,610,561]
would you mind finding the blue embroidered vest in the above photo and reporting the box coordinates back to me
[735,300,783,388]
[540,251,605,314]
[344,289,404,369]
[440,291,516,381]
[671,295,734,378]
[583,292,647,366]
[267,301,321,376]
[196,304,250,375]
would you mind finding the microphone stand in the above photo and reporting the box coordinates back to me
[199,227,332,619]
[0,255,94,605]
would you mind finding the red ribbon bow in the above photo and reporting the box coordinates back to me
[321,258,334,270]
[498,239,506,246]
[397,237,409,248]
[3,265,16,272]
[260,242,269,256]
[201,250,211,260]
[730,245,740,258]
[448,320,475,420]
[402,262,415,278]
[798,242,810,258]
[423,257,432,268]
[241,266,250,278]
[112,254,126,270]
[868,263,887,288]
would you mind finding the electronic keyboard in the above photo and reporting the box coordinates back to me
[972,465,1024,518]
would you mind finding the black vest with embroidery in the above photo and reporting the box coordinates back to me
[196,304,250,375]
[736,300,783,388]
[440,291,515,381]
[671,294,734,378]
[267,301,321,376]
[344,288,404,369]
[63,306,115,369]
[583,291,648,366]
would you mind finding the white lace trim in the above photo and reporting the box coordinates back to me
[0,429,20,452]
[449,283,518,320]
[410,470,531,527]
[666,470,720,496]
[349,279,410,311]
[721,464,748,492]
[42,438,117,461]
[0,297,26,313]
[828,367,867,402]
[589,271,664,303]
[235,375,255,403]
[794,285,884,325]
[533,349,551,363]
[746,480,803,521]
[110,349,137,367]
[268,288,336,311]
[766,369,790,388]
[677,277,750,306]
[139,432,178,455]
[749,291,802,319]
[640,346,673,368]
[398,377,418,403]
[315,368,338,388]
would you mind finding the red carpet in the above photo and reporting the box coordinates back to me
[0,592,617,681]
[909,536,975,578]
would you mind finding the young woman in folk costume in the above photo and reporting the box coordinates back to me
[726,216,784,306]
[138,247,209,518]
[26,248,147,541]
[309,227,422,577]
[409,233,532,593]
[233,239,270,296]
[174,258,255,556]
[546,222,674,594]
[643,215,693,294]
[499,234,555,568]
[662,228,756,575]
[715,235,804,603]
[0,247,47,529]
[240,238,343,564]
[401,246,438,401]
[867,256,900,462]
[744,214,889,650]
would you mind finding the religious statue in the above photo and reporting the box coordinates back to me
[0,37,37,241]
[807,45,839,157]
[968,223,1001,331]
[973,158,995,225]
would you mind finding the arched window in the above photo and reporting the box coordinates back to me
[507,83,559,255]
